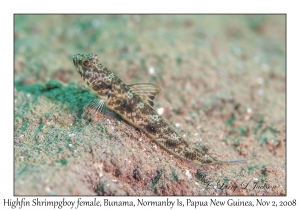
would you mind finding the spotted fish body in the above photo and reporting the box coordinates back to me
[73,53,249,166]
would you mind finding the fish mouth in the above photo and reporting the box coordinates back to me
[73,54,84,67]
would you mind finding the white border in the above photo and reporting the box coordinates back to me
[2,0,299,209]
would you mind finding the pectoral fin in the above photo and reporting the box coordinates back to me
[129,83,161,107]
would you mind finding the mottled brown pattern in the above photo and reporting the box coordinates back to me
[73,53,249,166]
[93,82,111,91]
[184,151,197,161]
[114,98,135,114]
[164,139,180,148]
[145,124,158,135]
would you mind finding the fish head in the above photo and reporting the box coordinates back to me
[73,53,99,75]
[73,53,113,99]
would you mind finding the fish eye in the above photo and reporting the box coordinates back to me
[83,60,91,67]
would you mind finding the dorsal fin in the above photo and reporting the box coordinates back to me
[128,83,161,107]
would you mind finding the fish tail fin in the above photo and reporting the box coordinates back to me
[218,157,251,164]
[198,155,251,166]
